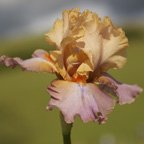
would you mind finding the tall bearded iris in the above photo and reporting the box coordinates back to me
[0,8,143,144]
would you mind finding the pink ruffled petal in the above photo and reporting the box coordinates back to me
[47,80,115,124]
[98,73,143,105]
[20,58,57,72]
[0,55,57,73]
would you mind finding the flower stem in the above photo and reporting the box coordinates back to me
[60,113,73,144]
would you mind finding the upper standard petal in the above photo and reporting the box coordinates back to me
[99,17,128,70]
[46,19,64,49]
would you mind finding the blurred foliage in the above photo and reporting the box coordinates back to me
[0,35,54,59]
[0,28,144,144]
[125,27,144,41]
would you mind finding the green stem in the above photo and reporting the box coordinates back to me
[60,113,73,144]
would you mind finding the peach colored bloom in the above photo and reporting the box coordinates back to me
[0,9,143,124]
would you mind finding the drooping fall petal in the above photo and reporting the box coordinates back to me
[98,73,143,105]
[47,80,115,124]
[0,55,57,73]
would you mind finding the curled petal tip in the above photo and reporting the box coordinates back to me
[99,73,143,105]
[0,55,22,68]
[116,84,142,105]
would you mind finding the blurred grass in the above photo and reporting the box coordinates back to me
[0,28,144,144]
[0,35,54,58]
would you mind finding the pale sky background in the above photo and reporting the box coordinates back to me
[0,0,144,39]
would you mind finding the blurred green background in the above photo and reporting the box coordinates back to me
[0,0,144,144]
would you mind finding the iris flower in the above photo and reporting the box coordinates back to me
[0,9,143,125]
